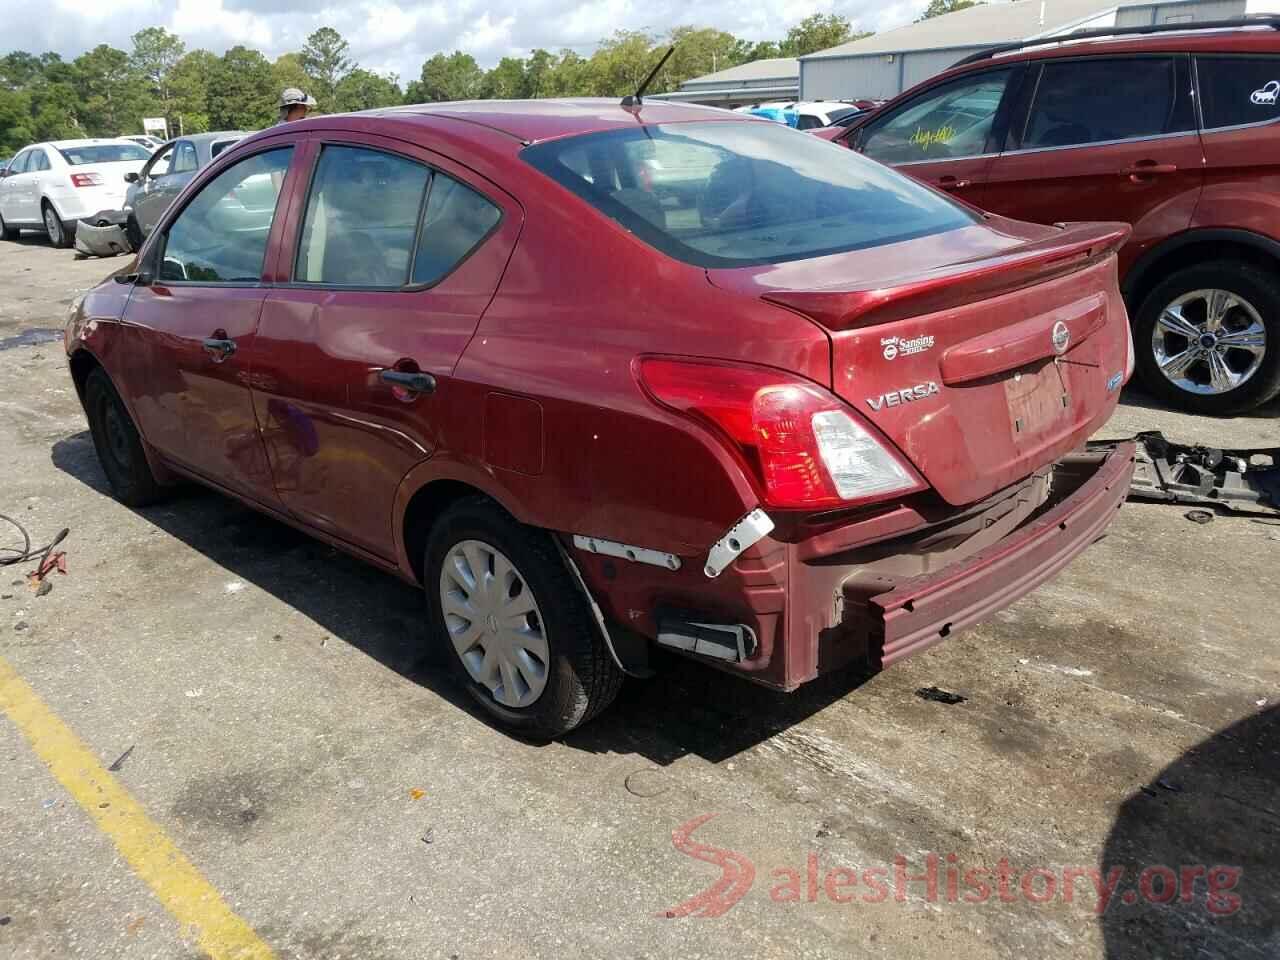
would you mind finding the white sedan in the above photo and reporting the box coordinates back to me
[0,139,152,247]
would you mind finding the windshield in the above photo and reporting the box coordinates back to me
[521,121,975,268]
[211,140,240,158]
[58,144,151,165]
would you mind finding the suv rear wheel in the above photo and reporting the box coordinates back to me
[42,202,70,248]
[1134,261,1280,414]
[424,498,622,738]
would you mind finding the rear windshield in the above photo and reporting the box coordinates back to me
[825,107,862,124]
[522,121,975,268]
[58,144,150,165]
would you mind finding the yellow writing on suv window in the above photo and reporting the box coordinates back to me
[910,125,957,148]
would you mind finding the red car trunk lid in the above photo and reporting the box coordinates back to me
[708,221,1132,506]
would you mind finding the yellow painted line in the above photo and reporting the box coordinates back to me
[0,656,275,960]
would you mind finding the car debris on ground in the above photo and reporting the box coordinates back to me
[1116,430,1280,515]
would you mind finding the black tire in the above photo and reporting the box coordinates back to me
[0,210,17,241]
[84,367,164,507]
[424,498,622,738]
[125,214,144,253]
[42,201,70,248]
[1134,260,1280,415]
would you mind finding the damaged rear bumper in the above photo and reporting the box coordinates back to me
[571,443,1136,692]
[844,443,1136,669]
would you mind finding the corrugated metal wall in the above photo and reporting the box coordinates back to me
[1116,0,1245,23]
[801,55,902,100]
[800,0,1256,101]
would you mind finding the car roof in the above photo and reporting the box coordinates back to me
[327,98,746,144]
[959,21,1280,70]
[177,131,250,144]
[46,138,144,149]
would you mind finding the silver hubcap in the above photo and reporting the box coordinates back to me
[1151,288,1267,396]
[439,539,549,709]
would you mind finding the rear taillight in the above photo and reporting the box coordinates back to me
[637,358,923,509]
[70,173,104,188]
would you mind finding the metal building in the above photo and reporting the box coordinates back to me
[800,0,1260,101]
[651,58,800,108]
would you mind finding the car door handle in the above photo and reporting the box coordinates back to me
[937,176,971,191]
[379,369,436,394]
[202,337,236,361]
[1121,162,1177,181]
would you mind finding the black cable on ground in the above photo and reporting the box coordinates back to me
[0,514,69,571]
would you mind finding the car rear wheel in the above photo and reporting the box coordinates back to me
[0,211,18,241]
[84,367,164,507]
[1135,261,1280,414]
[43,202,70,248]
[424,498,622,738]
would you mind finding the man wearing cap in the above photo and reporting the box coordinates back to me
[277,88,318,124]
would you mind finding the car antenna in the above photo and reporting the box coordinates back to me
[622,46,675,109]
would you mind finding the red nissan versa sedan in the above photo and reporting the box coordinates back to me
[819,19,1280,415]
[64,100,1137,736]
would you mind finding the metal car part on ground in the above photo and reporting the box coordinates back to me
[1113,430,1280,514]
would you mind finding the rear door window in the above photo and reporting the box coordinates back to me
[295,145,431,286]
[31,150,51,172]
[173,141,198,173]
[1197,55,1280,130]
[861,69,1015,164]
[159,147,293,283]
[412,173,502,286]
[1021,57,1192,149]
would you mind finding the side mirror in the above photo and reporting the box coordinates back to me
[124,171,139,183]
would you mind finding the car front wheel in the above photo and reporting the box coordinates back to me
[1134,261,1280,414]
[424,498,622,738]
[84,367,164,506]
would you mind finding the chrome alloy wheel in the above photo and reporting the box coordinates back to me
[439,539,549,708]
[1151,288,1267,395]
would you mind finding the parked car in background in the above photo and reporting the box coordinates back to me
[738,100,866,130]
[824,18,1280,413]
[125,131,249,246]
[0,157,10,174]
[0,139,150,247]
[65,100,1134,737]
[123,135,164,151]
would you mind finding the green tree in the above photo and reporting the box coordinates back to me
[734,40,783,63]
[665,27,742,88]
[541,50,589,97]
[299,26,352,111]
[74,44,149,135]
[480,57,529,99]
[0,51,44,90]
[406,52,483,102]
[208,45,275,130]
[169,49,218,134]
[917,0,982,19]
[0,87,35,152]
[589,30,657,97]
[130,26,185,126]
[271,52,311,102]
[525,48,555,98]
[780,13,861,57]
[333,68,402,111]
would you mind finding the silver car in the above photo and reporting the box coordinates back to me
[124,131,248,244]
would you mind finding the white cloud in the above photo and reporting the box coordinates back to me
[2,0,931,83]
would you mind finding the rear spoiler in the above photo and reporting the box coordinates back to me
[762,223,1130,331]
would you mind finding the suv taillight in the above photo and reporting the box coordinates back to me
[636,358,924,509]
[70,173,104,188]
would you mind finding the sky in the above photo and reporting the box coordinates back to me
[7,0,932,82]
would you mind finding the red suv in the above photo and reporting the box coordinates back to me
[825,19,1280,414]
[64,100,1134,736]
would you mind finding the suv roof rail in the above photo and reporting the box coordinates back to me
[953,14,1280,67]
